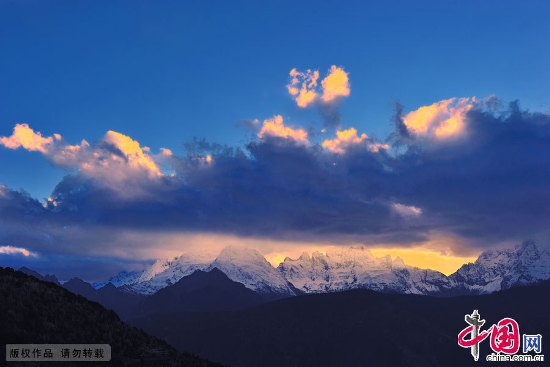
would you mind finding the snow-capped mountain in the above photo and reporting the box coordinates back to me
[278,247,452,295]
[100,246,296,296]
[98,241,550,297]
[207,246,297,296]
[98,253,212,294]
[450,240,550,294]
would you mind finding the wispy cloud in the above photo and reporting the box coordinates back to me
[392,203,423,217]
[0,245,37,257]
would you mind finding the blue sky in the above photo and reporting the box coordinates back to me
[1,0,550,280]
[2,0,549,199]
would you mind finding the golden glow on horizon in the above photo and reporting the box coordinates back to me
[370,248,477,275]
[265,247,477,275]
[98,231,478,276]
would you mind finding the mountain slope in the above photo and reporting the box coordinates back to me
[62,277,143,320]
[132,280,550,367]
[278,247,452,295]
[95,241,550,298]
[450,240,550,294]
[136,268,265,316]
[99,253,213,295]
[0,267,223,366]
[18,266,60,285]
[207,246,297,297]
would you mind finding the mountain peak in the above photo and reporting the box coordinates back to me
[18,266,60,285]
[393,256,406,269]
[451,240,550,294]
[210,246,296,296]
[216,246,270,265]
[97,241,550,298]
[517,240,540,258]
[298,251,311,261]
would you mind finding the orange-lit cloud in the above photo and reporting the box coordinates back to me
[0,123,54,153]
[0,245,37,257]
[322,128,367,153]
[0,124,169,195]
[258,115,309,143]
[403,97,476,139]
[287,68,319,108]
[287,65,350,108]
[160,148,173,156]
[322,127,388,154]
[368,142,390,152]
[321,65,350,102]
[103,130,162,177]
[49,130,164,183]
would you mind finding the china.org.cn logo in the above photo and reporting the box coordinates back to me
[457,310,544,362]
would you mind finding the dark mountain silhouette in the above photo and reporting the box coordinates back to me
[0,267,223,367]
[58,268,268,320]
[63,277,97,298]
[135,268,265,317]
[20,266,264,321]
[18,266,60,285]
[61,276,143,320]
[132,280,550,367]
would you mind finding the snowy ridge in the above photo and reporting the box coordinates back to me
[207,246,297,296]
[449,240,550,294]
[99,253,212,295]
[278,246,451,295]
[99,241,550,296]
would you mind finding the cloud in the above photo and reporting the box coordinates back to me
[258,115,309,143]
[238,118,261,130]
[0,123,55,153]
[287,65,350,109]
[0,245,37,257]
[322,127,388,154]
[4,96,550,279]
[402,97,476,139]
[287,68,319,108]
[102,131,162,176]
[321,65,350,103]
[392,203,423,217]
[50,131,164,181]
[0,124,171,197]
[322,127,366,153]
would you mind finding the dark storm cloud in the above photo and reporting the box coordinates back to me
[2,101,550,261]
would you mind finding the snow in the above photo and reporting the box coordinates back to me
[98,241,550,296]
[278,246,451,294]
[449,240,550,293]
[207,246,296,295]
